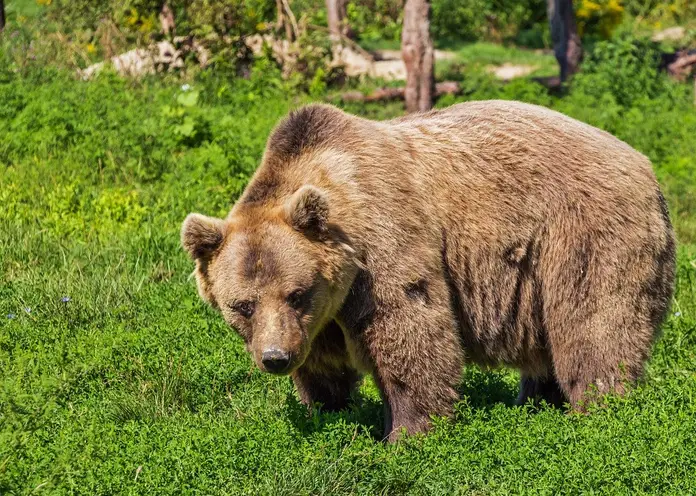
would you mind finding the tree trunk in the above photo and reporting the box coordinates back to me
[326,0,352,42]
[159,2,175,38]
[401,0,434,113]
[276,0,298,41]
[0,0,6,33]
[277,0,292,40]
[547,0,582,82]
[326,0,342,42]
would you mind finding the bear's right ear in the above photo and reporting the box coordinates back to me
[284,185,329,235]
[181,213,226,261]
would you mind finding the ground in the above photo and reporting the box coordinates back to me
[1,52,696,493]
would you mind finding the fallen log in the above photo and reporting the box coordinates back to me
[666,50,696,82]
[341,81,460,103]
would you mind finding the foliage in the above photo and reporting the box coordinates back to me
[431,0,548,45]
[576,0,625,39]
[622,0,696,30]
[571,35,668,108]
[334,0,550,48]
[179,0,276,70]
[8,0,276,70]
[346,0,403,44]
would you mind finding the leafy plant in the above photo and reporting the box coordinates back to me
[576,0,625,39]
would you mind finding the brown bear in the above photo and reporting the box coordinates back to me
[181,101,675,441]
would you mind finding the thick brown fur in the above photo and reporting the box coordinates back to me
[181,101,676,441]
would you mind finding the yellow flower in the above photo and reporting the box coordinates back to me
[578,0,602,18]
[86,43,96,54]
[577,0,625,38]
[127,8,139,26]
[139,18,155,33]
[606,0,624,14]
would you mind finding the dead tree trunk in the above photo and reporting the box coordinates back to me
[0,0,6,33]
[276,0,298,41]
[159,2,175,38]
[326,0,341,43]
[547,0,582,81]
[402,0,434,112]
[326,0,350,42]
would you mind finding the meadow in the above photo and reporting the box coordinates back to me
[1,35,696,494]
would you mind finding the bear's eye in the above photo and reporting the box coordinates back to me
[287,289,307,311]
[230,300,255,319]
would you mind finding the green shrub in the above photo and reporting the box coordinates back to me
[432,0,547,44]
[32,0,275,69]
[571,35,668,109]
[339,0,549,47]
[346,0,403,45]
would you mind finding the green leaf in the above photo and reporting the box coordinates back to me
[176,90,200,108]
[174,117,195,137]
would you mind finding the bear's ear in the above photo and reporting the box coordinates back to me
[181,213,226,260]
[284,185,329,235]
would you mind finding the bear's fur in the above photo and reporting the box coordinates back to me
[182,101,675,441]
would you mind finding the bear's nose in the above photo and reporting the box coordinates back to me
[261,349,291,373]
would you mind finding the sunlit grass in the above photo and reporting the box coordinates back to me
[1,61,695,493]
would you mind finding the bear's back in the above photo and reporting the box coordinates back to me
[386,100,652,183]
[373,100,659,233]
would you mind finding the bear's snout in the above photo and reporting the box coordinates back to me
[261,348,291,374]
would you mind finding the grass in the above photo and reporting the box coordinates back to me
[1,52,696,494]
[443,41,558,78]
[358,39,559,81]
[3,0,44,19]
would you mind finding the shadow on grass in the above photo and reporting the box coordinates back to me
[284,390,386,440]
[285,367,521,441]
[457,368,519,410]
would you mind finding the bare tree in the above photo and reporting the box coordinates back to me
[159,2,175,38]
[276,0,299,41]
[0,0,6,33]
[326,0,353,42]
[327,0,343,42]
[402,0,434,112]
[547,0,582,82]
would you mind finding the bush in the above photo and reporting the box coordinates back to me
[339,0,549,47]
[432,0,547,44]
[38,0,276,69]
[575,0,625,39]
[571,35,669,108]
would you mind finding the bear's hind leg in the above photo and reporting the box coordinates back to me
[540,215,668,410]
[292,321,360,412]
[547,306,650,409]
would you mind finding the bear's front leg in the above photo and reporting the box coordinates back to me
[344,291,464,442]
[291,320,360,412]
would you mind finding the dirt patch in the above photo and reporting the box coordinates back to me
[486,63,538,80]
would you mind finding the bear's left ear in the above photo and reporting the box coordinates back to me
[284,185,329,235]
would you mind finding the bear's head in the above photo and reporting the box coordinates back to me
[181,185,359,375]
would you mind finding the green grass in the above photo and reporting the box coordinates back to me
[444,41,558,78]
[3,0,47,22]
[1,56,696,494]
[358,40,558,81]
